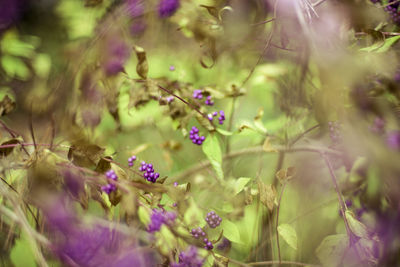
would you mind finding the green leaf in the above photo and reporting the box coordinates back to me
[10,235,37,267]
[216,128,233,136]
[277,224,297,250]
[345,211,369,238]
[316,234,348,267]
[233,177,251,195]
[1,55,30,80]
[375,36,400,53]
[202,134,224,180]
[221,219,241,243]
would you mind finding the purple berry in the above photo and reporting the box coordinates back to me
[205,211,222,228]
[158,0,180,18]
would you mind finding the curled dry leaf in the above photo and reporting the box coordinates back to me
[258,180,277,211]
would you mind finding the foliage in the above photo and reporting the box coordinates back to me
[0,0,400,266]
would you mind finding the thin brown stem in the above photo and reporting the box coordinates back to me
[174,145,340,181]
[156,84,215,129]
[240,0,280,88]
[321,153,352,238]
[275,182,287,264]
[248,260,320,266]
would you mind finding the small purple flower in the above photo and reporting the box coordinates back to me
[158,0,180,18]
[104,41,130,76]
[192,89,203,100]
[126,0,144,17]
[370,117,385,135]
[43,196,153,267]
[171,246,204,267]
[386,131,400,150]
[148,209,177,232]
[169,65,175,71]
[130,20,147,36]
[166,96,174,103]
[205,96,214,106]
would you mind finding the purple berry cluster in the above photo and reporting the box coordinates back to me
[190,227,206,239]
[207,110,225,125]
[189,126,206,145]
[205,96,214,106]
[158,0,180,18]
[384,3,400,25]
[128,155,137,167]
[101,170,118,194]
[148,208,177,233]
[139,161,160,183]
[328,121,342,145]
[192,89,203,100]
[171,246,204,267]
[203,238,213,250]
[205,211,222,228]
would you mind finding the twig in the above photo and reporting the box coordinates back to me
[225,97,237,154]
[156,84,215,129]
[312,0,328,7]
[174,145,341,181]
[275,182,287,264]
[0,177,39,228]
[251,18,276,26]
[248,260,320,266]
[289,125,320,146]
[355,31,400,36]
[240,0,280,88]
[321,153,352,238]
[379,0,400,8]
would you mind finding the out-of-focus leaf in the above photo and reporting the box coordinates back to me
[200,5,219,19]
[277,224,297,250]
[10,235,37,267]
[233,177,251,195]
[85,0,103,7]
[109,189,122,206]
[33,54,51,78]
[316,234,348,267]
[0,138,21,158]
[213,254,229,267]
[202,133,224,180]
[94,156,112,173]
[262,136,277,152]
[1,33,36,58]
[68,143,105,168]
[0,95,16,116]
[216,128,233,136]
[375,36,400,53]
[138,206,150,225]
[253,108,267,134]
[134,45,148,79]
[1,55,30,80]
[196,113,215,131]
[258,180,276,211]
[345,211,369,238]
[221,219,241,243]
